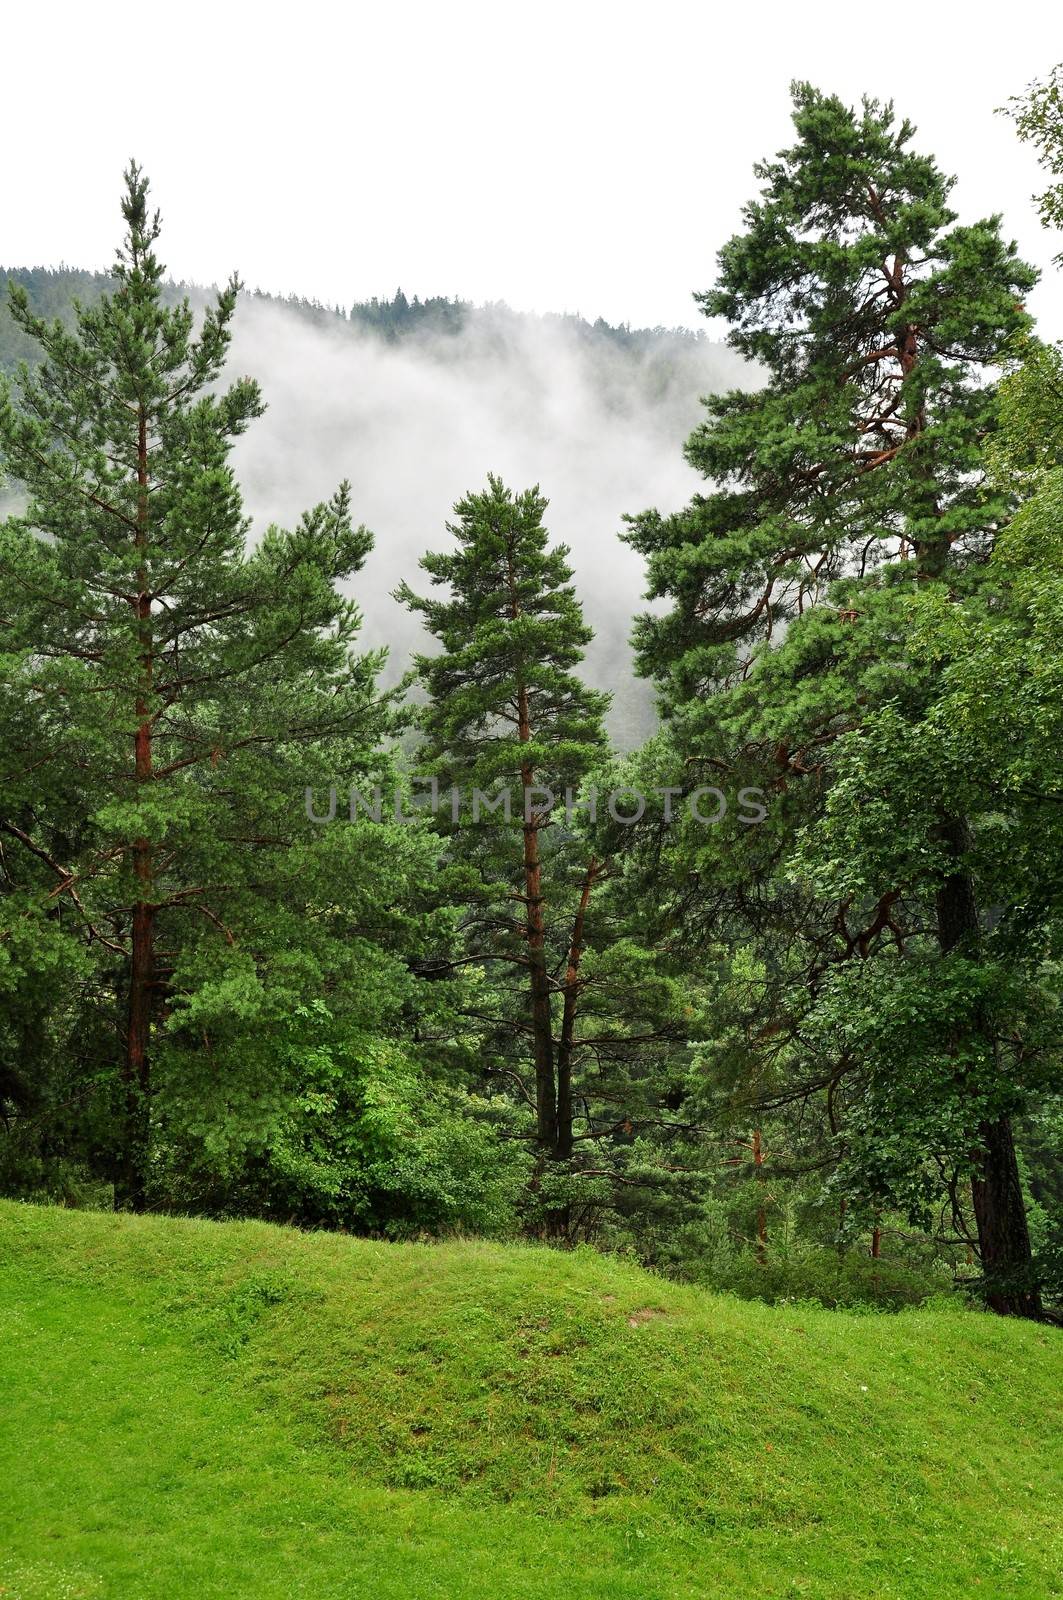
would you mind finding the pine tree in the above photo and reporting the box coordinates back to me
[398,476,611,1168]
[0,166,393,1207]
[624,84,1043,1314]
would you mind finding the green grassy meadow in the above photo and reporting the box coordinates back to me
[1,1200,1060,1599]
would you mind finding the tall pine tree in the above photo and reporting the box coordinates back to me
[624,84,1043,1314]
[401,480,695,1239]
[0,166,395,1207]
[399,477,611,1170]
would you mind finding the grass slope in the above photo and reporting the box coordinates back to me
[0,1202,1060,1599]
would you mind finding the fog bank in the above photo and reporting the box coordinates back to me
[228,300,749,746]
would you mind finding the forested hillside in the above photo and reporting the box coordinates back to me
[0,268,741,748]
[2,73,1062,1331]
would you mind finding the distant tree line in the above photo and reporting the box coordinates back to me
[0,268,712,378]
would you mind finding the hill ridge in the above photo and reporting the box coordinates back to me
[1,1201,1060,1598]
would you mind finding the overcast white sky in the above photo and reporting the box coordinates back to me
[4,2,1062,335]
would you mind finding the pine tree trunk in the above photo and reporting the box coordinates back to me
[123,889,153,1210]
[753,1127,767,1263]
[554,857,598,1164]
[519,741,556,1153]
[935,816,1042,1318]
[121,406,155,1212]
[503,526,559,1158]
[528,953,556,1149]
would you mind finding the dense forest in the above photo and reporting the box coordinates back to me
[3,73,1063,1326]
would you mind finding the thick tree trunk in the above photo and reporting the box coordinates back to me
[935,815,1042,1318]
[970,1116,1041,1317]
